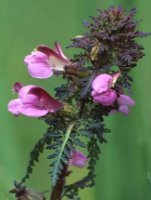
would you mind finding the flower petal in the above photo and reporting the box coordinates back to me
[37,45,71,71]
[8,99,22,116]
[119,105,130,115]
[19,106,48,117]
[13,82,24,93]
[48,55,69,71]
[54,42,69,60]
[27,62,53,78]
[118,94,135,106]
[92,74,112,93]
[24,51,48,63]
[92,89,117,106]
[69,150,87,168]
[28,87,63,112]
[18,85,35,99]
[111,72,121,87]
[17,94,48,117]
[24,51,53,79]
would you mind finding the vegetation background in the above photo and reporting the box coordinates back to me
[0,0,151,199]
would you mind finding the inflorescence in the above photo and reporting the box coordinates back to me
[8,6,150,200]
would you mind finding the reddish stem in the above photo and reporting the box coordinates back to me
[50,165,68,200]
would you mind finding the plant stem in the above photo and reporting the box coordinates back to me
[50,165,68,200]
[50,121,75,200]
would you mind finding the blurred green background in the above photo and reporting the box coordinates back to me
[0,0,151,199]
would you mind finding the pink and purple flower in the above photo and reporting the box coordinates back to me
[8,82,63,117]
[69,150,87,168]
[117,94,135,115]
[24,42,71,79]
[91,73,120,106]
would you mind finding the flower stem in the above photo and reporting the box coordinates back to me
[50,121,75,200]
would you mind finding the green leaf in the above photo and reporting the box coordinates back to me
[51,121,75,187]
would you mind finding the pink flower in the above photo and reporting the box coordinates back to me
[8,82,63,117]
[69,150,87,168]
[117,94,135,115]
[92,89,117,106]
[91,72,120,106]
[24,42,71,79]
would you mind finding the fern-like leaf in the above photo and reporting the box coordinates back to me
[49,121,75,187]
[21,132,50,184]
